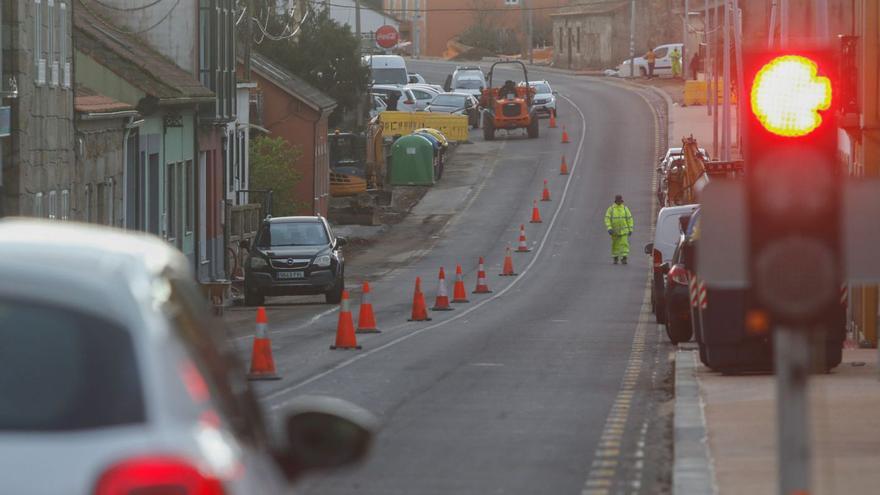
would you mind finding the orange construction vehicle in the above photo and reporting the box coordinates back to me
[480,61,539,141]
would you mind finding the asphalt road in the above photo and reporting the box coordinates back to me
[229,61,673,494]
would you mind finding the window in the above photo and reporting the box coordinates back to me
[59,2,69,88]
[33,192,44,217]
[84,184,91,222]
[47,0,57,86]
[34,0,44,85]
[576,27,581,53]
[185,160,193,234]
[47,190,57,219]
[60,189,69,220]
[504,0,519,4]
[0,298,145,431]
[167,164,177,243]
[654,47,669,58]
[199,0,213,88]
[558,27,563,52]
[96,179,115,226]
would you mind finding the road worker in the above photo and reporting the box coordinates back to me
[604,194,634,264]
[671,47,682,78]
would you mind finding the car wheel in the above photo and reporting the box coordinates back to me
[482,115,495,141]
[527,117,539,139]
[325,278,344,304]
[244,287,265,307]
[664,306,693,344]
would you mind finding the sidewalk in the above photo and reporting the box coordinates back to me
[677,347,880,494]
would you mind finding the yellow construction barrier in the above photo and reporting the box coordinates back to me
[379,112,469,142]
[683,79,738,106]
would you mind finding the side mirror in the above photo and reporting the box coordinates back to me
[644,243,654,255]
[336,236,348,247]
[239,239,251,250]
[275,396,377,482]
[660,262,671,274]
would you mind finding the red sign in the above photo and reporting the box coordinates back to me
[375,25,399,49]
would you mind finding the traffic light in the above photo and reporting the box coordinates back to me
[744,49,842,326]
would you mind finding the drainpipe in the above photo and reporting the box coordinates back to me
[121,115,142,228]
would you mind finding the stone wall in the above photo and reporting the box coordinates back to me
[74,118,126,226]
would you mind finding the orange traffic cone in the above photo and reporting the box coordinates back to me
[408,277,432,321]
[516,224,531,253]
[530,200,543,223]
[452,264,470,303]
[560,155,569,175]
[473,257,493,293]
[549,110,557,128]
[432,267,454,311]
[248,307,281,380]
[330,291,361,350]
[500,245,517,276]
[541,179,551,201]
[356,281,380,334]
[561,125,571,143]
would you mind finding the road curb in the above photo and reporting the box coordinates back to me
[673,349,717,495]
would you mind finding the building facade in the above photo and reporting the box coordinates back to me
[1,0,75,218]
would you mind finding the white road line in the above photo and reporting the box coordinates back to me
[266,94,591,408]
[232,307,338,344]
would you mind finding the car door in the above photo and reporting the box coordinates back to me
[411,89,434,111]
[653,46,672,75]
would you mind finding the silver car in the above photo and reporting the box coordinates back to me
[0,219,373,495]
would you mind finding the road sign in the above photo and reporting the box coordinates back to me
[375,25,399,49]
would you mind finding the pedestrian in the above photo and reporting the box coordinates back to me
[671,47,682,78]
[644,49,656,79]
[604,194,634,265]
[387,92,400,111]
[690,51,701,80]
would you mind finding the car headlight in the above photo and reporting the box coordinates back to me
[249,256,268,269]
[313,255,332,268]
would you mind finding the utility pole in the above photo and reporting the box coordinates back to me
[528,0,534,65]
[629,0,636,78]
[413,2,421,59]
[355,0,363,127]
[768,0,778,48]
[520,0,528,60]
[711,2,718,158]
[780,0,789,47]
[721,0,731,161]
[733,0,744,153]
[705,0,711,115]
[244,0,254,80]
[682,0,688,80]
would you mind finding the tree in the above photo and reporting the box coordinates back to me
[249,136,303,216]
[259,8,370,127]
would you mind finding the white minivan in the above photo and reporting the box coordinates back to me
[364,54,408,86]
[617,43,683,78]
[645,204,698,323]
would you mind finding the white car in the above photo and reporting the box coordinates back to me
[371,84,419,112]
[446,65,486,92]
[0,219,375,494]
[524,80,557,117]
[408,73,427,84]
[645,205,698,323]
[451,76,485,98]
[617,43,683,78]
[369,93,388,119]
[406,84,441,111]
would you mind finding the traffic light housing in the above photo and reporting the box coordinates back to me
[744,48,842,326]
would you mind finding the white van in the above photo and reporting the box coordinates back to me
[363,55,408,86]
[645,204,698,322]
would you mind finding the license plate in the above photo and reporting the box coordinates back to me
[276,271,304,280]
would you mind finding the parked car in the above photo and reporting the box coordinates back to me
[657,146,708,206]
[408,72,427,84]
[243,216,347,305]
[364,54,408,85]
[451,76,484,98]
[426,92,481,129]
[617,43,683,78]
[661,231,696,344]
[369,93,387,119]
[524,80,557,117]
[372,85,419,112]
[645,204,698,324]
[406,84,441,111]
[0,219,374,494]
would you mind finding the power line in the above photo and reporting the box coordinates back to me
[90,0,167,12]
[78,0,181,35]
[310,0,646,14]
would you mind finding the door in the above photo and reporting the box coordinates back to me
[653,46,672,75]
[198,152,207,269]
[567,28,573,69]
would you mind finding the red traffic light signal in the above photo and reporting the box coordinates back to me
[750,55,832,138]
[744,48,841,325]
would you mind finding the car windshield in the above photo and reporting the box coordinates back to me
[432,95,465,107]
[0,299,145,431]
[371,68,408,85]
[455,79,483,90]
[532,83,551,94]
[262,222,329,247]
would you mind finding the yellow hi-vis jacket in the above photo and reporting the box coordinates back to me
[604,203,634,236]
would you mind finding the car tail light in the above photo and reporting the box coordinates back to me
[94,456,225,495]
[652,248,663,271]
[668,265,690,286]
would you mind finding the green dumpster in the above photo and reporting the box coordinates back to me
[390,135,436,185]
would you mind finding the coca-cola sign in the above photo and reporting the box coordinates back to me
[375,25,399,49]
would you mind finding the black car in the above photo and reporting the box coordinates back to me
[243,216,346,306]
[661,232,695,344]
[426,92,481,129]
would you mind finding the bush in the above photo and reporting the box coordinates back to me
[249,136,303,216]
